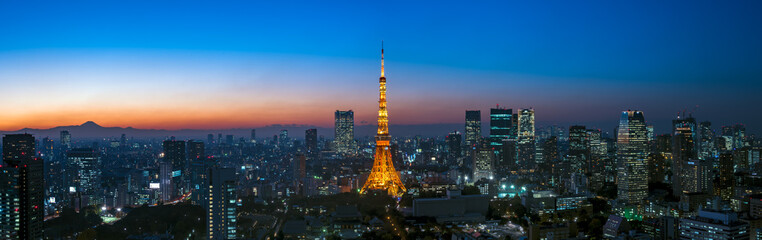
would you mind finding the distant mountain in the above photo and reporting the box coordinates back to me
[0,121,465,140]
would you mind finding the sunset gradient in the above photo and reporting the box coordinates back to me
[1,1,761,134]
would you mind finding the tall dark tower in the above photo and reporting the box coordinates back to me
[672,116,697,195]
[162,140,187,198]
[360,42,406,197]
[1,134,44,239]
[465,110,481,148]
[568,125,590,174]
[489,107,512,147]
[305,129,318,153]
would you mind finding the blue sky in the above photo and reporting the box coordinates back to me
[0,1,760,134]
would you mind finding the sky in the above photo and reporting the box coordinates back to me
[1,1,761,135]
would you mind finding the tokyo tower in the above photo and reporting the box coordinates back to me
[359,42,406,197]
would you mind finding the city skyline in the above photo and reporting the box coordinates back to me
[2,1,761,134]
[4,1,762,240]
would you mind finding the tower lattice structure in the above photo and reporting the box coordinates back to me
[360,43,406,197]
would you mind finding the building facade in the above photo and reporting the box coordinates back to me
[334,110,355,155]
[616,111,648,207]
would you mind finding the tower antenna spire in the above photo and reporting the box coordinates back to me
[381,40,385,78]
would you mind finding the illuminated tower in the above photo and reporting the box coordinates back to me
[360,43,406,197]
[616,110,648,208]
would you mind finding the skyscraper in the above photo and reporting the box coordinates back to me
[279,130,288,147]
[473,146,495,181]
[305,129,317,153]
[543,136,559,165]
[716,152,734,200]
[489,107,512,147]
[490,107,512,173]
[681,159,713,193]
[162,140,186,198]
[517,108,535,167]
[187,140,207,205]
[66,148,101,206]
[568,125,589,174]
[446,131,462,163]
[334,110,355,155]
[465,110,481,148]
[1,134,44,239]
[250,129,256,143]
[698,121,716,160]
[360,44,406,197]
[225,135,234,146]
[187,140,205,161]
[60,130,71,150]
[722,124,747,150]
[616,110,648,208]
[672,116,697,195]
[587,129,605,157]
[293,154,306,195]
[159,161,173,202]
[205,167,237,239]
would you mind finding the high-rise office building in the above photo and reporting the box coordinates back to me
[587,129,605,157]
[698,121,716,160]
[159,161,173,202]
[334,110,355,155]
[616,110,648,207]
[207,134,214,145]
[465,110,481,148]
[473,146,495,181]
[517,108,535,140]
[225,135,234,146]
[305,129,317,153]
[490,107,512,173]
[568,125,589,174]
[446,131,462,163]
[279,130,288,147]
[0,134,44,239]
[162,140,186,198]
[489,107,512,147]
[647,152,667,184]
[250,129,256,143]
[681,159,713,194]
[517,108,535,166]
[672,116,697,195]
[60,130,71,150]
[543,136,559,165]
[716,152,734,200]
[66,148,101,206]
[187,140,207,205]
[722,124,747,150]
[205,167,237,239]
[187,140,205,161]
[293,154,306,195]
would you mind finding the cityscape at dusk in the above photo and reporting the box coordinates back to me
[1,1,761,240]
